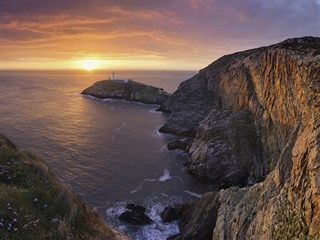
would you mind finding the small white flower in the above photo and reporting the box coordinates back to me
[33,198,38,202]
[51,218,59,223]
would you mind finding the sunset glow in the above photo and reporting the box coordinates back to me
[0,0,319,70]
[81,60,100,71]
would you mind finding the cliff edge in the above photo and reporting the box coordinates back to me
[0,134,130,240]
[161,37,320,239]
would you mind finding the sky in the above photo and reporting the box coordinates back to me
[0,0,319,70]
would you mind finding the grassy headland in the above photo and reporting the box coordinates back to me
[0,134,129,240]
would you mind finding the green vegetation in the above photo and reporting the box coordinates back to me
[271,198,315,240]
[0,135,123,240]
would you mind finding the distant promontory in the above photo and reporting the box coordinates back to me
[82,79,170,105]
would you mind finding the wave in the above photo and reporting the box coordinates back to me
[105,196,182,240]
[184,190,202,199]
[154,129,164,138]
[148,108,161,113]
[159,169,172,182]
[114,122,127,131]
[130,179,157,194]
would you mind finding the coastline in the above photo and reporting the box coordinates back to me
[0,134,130,240]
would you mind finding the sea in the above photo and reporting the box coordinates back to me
[0,70,213,239]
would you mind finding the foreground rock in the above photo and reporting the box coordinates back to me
[168,193,219,240]
[0,134,129,240]
[82,79,170,104]
[160,37,320,239]
[119,204,153,225]
[167,139,193,151]
[160,203,190,222]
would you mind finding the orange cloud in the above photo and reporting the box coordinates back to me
[0,0,318,70]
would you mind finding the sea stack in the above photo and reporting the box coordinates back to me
[161,37,320,239]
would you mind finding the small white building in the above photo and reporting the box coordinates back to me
[110,71,128,82]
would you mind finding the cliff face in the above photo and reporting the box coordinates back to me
[161,37,320,239]
[82,80,170,105]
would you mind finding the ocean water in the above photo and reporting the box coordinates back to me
[0,70,213,239]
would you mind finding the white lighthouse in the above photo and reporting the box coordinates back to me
[110,71,128,82]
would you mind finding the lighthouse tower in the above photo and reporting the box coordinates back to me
[110,71,128,82]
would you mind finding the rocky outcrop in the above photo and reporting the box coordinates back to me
[167,139,193,151]
[161,37,320,239]
[82,80,170,105]
[160,203,190,223]
[119,204,153,225]
[188,109,264,187]
[169,192,219,240]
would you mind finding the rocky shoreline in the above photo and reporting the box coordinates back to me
[159,37,320,239]
[82,79,170,105]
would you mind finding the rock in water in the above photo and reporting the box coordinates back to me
[126,203,146,212]
[82,80,170,105]
[159,37,320,239]
[161,207,179,222]
[160,204,190,222]
[119,204,153,225]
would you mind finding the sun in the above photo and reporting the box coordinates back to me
[82,60,98,71]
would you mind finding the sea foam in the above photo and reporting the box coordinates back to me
[184,190,203,199]
[105,196,182,240]
[159,169,172,182]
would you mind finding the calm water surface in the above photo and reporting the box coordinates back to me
[0,70,213,239]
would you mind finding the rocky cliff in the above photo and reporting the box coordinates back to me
[161,37,320,239]
[82,80,170,105]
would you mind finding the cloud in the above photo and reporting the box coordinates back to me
[0,0,319,70]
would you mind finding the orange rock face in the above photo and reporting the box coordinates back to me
[162,37,320,239]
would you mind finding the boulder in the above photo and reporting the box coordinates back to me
[119,204,152,225]
[126,203,146,212]
[161,207,179,222]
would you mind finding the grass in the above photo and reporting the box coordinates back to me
[0,134,127,240]
[271,197,316,240]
